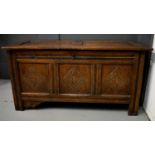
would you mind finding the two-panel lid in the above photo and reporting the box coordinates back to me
[1,40,153,51]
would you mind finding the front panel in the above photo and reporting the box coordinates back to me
[14,51,139,107]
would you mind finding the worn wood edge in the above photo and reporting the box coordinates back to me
[8,52,19,110]
[21,93,130,98]
[12,54,24,110]
[128,55,139,115]
[133,53,145,115]
[139,52,152,106]
[1,41,153,51]
[53,63,59,94]
[48,64,53,94]
[2,47,153,51]
[8,52,24,110]
[21,98,130,104]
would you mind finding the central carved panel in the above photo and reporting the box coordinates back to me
[59,64,91,94]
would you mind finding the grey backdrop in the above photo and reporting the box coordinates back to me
[0,34,154,79]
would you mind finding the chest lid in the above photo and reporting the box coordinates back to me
[1,40,152,51]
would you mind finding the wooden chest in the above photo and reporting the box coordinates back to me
[2,40,152,115]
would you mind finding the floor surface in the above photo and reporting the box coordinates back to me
[0,80,149,121]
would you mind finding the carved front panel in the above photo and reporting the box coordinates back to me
[101,65,132,95]
[59,64,91,94]
[18,63,50,93]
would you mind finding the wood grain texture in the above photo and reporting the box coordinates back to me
[2,40,152,51]
[9,52,24,110]
[18,63,50,93]
[59,64,91,94]
[133,53,145,115]
[2,41,152,115]
[8,52,22,110]
[128,55,139,115]
[101,65,132,95]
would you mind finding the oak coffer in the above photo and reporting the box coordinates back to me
[2,40,152,115]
